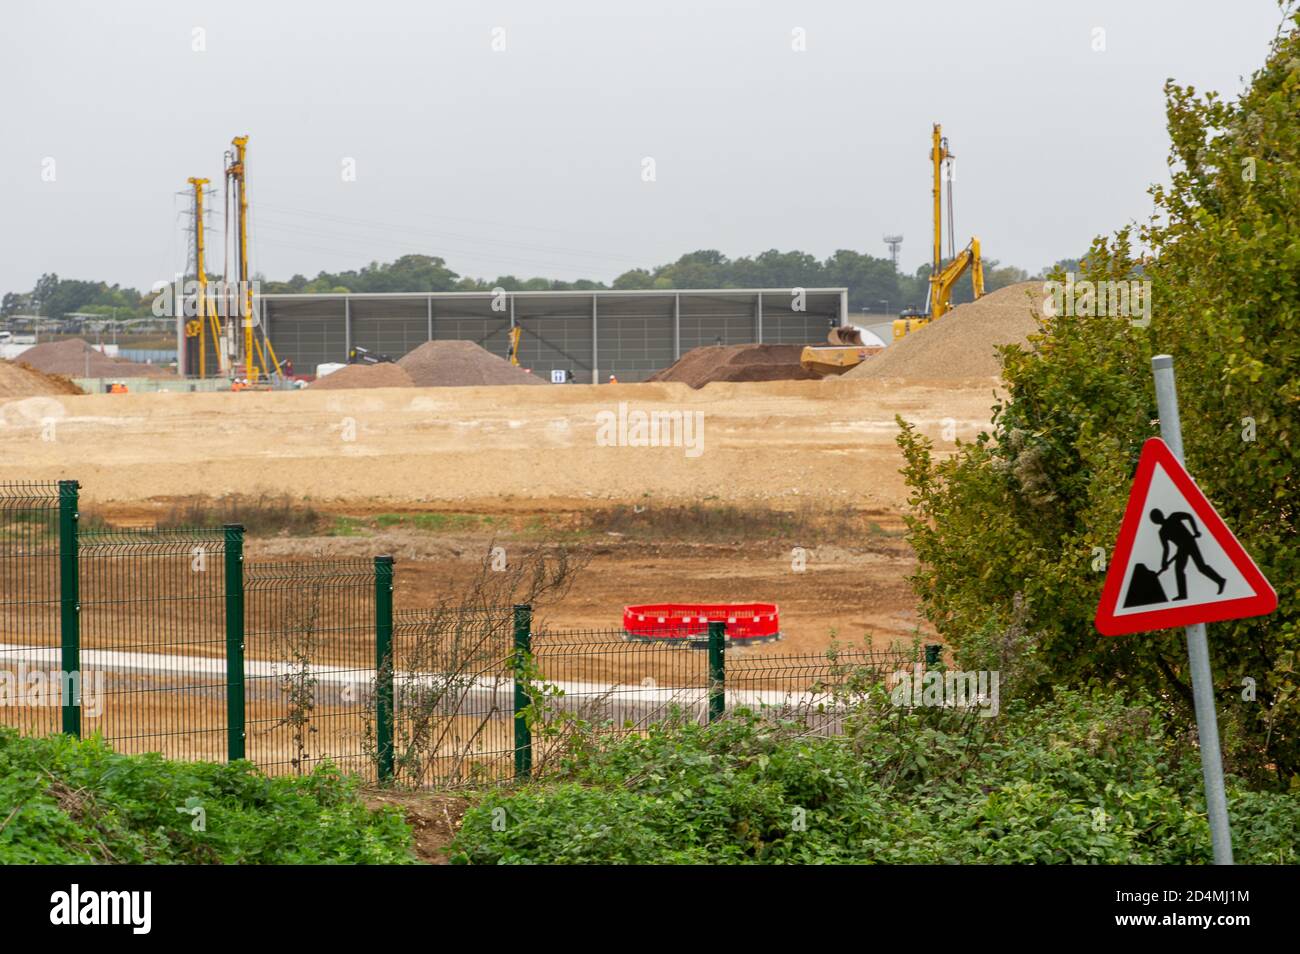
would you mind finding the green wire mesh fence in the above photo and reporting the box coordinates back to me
[0,481,67,738]
[390,605,517,787]
[533,625,714,717]
[726,646,915,734]
[78,526,229,761]
[244,558,381,780]
[1,480,925,788]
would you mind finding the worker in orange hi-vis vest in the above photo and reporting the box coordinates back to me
[608,373,618,384]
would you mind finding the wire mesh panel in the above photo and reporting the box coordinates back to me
[726,647,913,734]
[0,482,64,737]
[531,627,712,743]
[244,560,376,779]
[391,607,516,787]
[78,528,228,760]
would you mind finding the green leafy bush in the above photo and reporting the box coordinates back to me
[895,12,1300,783]
[0,729,414,864]
[449,690,1299,864]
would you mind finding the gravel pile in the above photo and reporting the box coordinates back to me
[398,340,547,387]
[0,359,83,398]
[307,363,415,390]
[647,344,819,389]
[16,338,171,378]
[846,281,1045,380]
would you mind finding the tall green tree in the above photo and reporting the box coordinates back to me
[897,11,1300,785]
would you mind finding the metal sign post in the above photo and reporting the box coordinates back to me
[1150,354,1233,865]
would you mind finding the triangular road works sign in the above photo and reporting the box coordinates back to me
[1096,437,1277,636]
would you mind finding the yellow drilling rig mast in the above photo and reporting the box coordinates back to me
[185,177,224,377]
[224,135,282,383]
[893,123,984,340]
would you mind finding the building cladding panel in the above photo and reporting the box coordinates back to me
[351,298,428,359]
[262,289,844,383]
[438,317,511,360]
[261,298,346,372]
[517,316,593,379]
[762,313,833,345]
[596,315,674,379]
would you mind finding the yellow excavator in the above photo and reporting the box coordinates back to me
[508,326,522,366]
[894,123,984,340]
[803,123,985,374]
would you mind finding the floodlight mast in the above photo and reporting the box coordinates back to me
[883,234,903,269]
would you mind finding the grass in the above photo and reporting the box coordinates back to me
[55,497,900,548]
[866,520,906,539]
[328,512,501,536]
[573,502,898,545]
[329,503,902,547]
[154,493,325,536]
[372,512,498,532]
[328,515,367,537]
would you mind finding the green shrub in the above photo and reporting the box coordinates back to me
[896,13,1300,784]
[0,729,414,864]
[449,690,1299,864]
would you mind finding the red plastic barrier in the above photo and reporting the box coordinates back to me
[623,602,780,642]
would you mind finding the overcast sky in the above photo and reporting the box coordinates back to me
[0,0,1287,296]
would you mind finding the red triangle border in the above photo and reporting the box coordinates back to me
[1095,437,1277,636]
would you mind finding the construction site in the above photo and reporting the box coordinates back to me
[4,0,1296,882]
[0,121,1040,657]
[0,130,1063,806]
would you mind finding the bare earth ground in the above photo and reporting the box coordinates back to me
[2,377,1000,652]
[0,377,999,509]
[364,791,469,864]
[2,377,998,651]
[244,525,922,654]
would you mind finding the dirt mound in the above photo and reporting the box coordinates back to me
[647,344,819,389]
[398,340,548,388]
[16,338,172,378]
[308,363,414,390]
[846,281,1045,381]
[0,359,83,398]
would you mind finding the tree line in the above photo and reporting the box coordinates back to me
[3,248,1072,321]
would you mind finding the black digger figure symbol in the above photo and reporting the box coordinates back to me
[1123,508,1228,608]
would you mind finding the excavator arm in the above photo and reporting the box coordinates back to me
[508,326,522,366]
[928,237,983,322]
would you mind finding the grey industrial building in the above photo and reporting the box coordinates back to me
[253,288,847,383]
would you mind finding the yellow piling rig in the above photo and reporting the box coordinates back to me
[186,177,224,377]
[893,123,985,340]
[225,135,284,384]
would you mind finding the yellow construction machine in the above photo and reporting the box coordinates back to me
[225,135,284,384]
[893,123,984,341]
[803,122,985,372]
[185,176,225,378]
[799,324,883,376]
[508,325,522,366]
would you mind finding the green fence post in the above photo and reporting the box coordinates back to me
[224,524,245,762]
[57,480,80,738]
[374,555,395,783]
[708,621,726,724]
[513,603,533,780]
